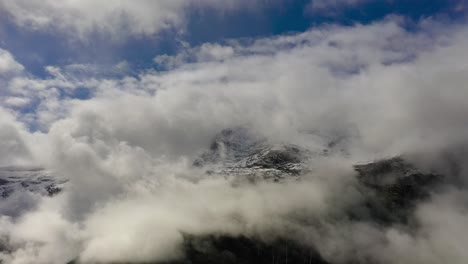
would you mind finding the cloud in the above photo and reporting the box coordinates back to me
[1,17,468,264]
[154,43,235,70]
[307,0,370,15]
[0,49,24,76]
[3,97,30,108]
[0,0,277,39]
[0,108,32,167]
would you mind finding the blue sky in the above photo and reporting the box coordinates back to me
[0,0,465,77]
[0,0,466,131]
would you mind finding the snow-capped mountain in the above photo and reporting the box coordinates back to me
[3,128,445,264]
[156,128,444,264]
[194,127,312,181]
[0,166,65,199]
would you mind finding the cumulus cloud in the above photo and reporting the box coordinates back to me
[0,0,277,39]
[0,108,32,166]
[1,17,468,264]
[0,49,24,76]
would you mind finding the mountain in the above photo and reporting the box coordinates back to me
[194,127,312,181]
[3,128,445,264]
[160,128,444,264]
[0,166,65,199]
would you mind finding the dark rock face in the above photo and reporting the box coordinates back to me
[354,157,443,225]
[166,235,328,264]
[67,236,328,264]
[177,129,445,264]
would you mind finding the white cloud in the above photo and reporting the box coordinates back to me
[0,0,277,39]
[0,107,32,166]
[197,43,235,61]
[1,18,468,264]
[0,49,24,76]
[154,43,236,70]
[3,97,30,108]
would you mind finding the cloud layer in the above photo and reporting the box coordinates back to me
[0,0,275,39]
[0,17,468,264]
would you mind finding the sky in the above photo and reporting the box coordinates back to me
[0,0,465,76]
[1,1,468,264]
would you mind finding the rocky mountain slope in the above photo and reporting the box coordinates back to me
[165,128,444,264]
[194,127,312,181]
[0,167,65,200]
[2,128,445,264]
